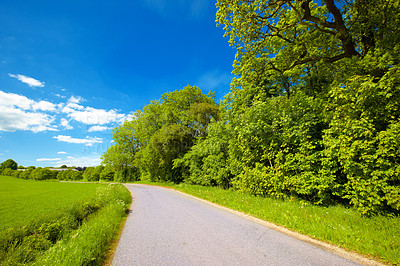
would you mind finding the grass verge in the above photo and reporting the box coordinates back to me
[0,176,131,265]
[133,181,399,265]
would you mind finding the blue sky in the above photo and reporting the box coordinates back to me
[0,0,235,167]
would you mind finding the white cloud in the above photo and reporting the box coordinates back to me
[87,125,109,132]
[53,135,103,146]
[68,95,84,104]
[0,91,58,132]
[36,158,61,162]
[60,118,73,130]
[54,93,66,99]
[32,101,57,112]
[54,155,101,167]
[61,103,126,125]
[0,91,129,132]
[0,90,34,110]
[57,151,67,154]
[9,74,45,87]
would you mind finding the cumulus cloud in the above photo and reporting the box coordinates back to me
[36,158,61,162]
[57,151,68,154]
[0,90,129,133]
[53,135,103,146]
[32,101,57,112]
[60,118,73,130]
[9,74,45,87]
[0,91,57,132]
[87,125,109,132]
[61,102,127,125]
[68,95,84,104]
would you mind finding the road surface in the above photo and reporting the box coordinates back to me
[112,184,360,265]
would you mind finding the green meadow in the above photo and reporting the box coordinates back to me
[0,175,103,231]
[0,175,131,265]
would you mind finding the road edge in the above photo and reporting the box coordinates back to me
[160,185,385,266]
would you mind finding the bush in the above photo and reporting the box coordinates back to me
[100,166,115,181]
[322,68,400,215]
[69,171,82,181]
[19,170,33,179]
[1,168,14,176]
[30,168,57,181]
[11,170,21,178]
[56,170,68,180]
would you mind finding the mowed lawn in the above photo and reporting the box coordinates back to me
[0,175,103,232]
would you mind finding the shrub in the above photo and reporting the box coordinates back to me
[30,168,56,181]
[19,170,33,179]
[100,166,115,181]
[11,170,21,178]
[2,168,14,176]
[56,170,78,181]
[68,171,82,181]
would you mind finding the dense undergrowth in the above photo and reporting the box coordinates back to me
[0,177,131,265]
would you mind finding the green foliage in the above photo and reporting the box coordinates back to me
[100,165,115,181]
[11,170,21,178]
[322,67,400,215]
[100,0,400,217]
[103,85,220,182]
[30,168,57,181]
[83,165,104,182]
[56,169,82,181]
[1,159,18,170]
[173,121,232,188]
[19,170,32,180]
[226,92,331,203]
[1,168,14,177]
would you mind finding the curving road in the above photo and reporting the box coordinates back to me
[112,184,360,266]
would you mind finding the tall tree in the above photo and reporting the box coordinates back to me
[216,0,400,97]
[1,159,18,170]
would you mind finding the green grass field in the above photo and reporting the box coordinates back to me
[0,175,103,232]
[0,175,131,265]
[134,181,400,265]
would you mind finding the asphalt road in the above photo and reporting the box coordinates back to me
[112,184,360,266]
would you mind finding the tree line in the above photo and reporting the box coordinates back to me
[0,159,123,182]
[103,1,400,215]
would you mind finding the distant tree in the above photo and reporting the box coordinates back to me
[69,171,82,181]
[27,166,36,170]
[1,159,18,170]
[19,170,33,179]
[60,165,67,169]
[57,170,70,180]
[30,168,55,180]
[11,170,21,178]
[2,168,14,176]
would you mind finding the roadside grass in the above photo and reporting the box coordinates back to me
[0,175,131,265]
[133,181,399,265]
